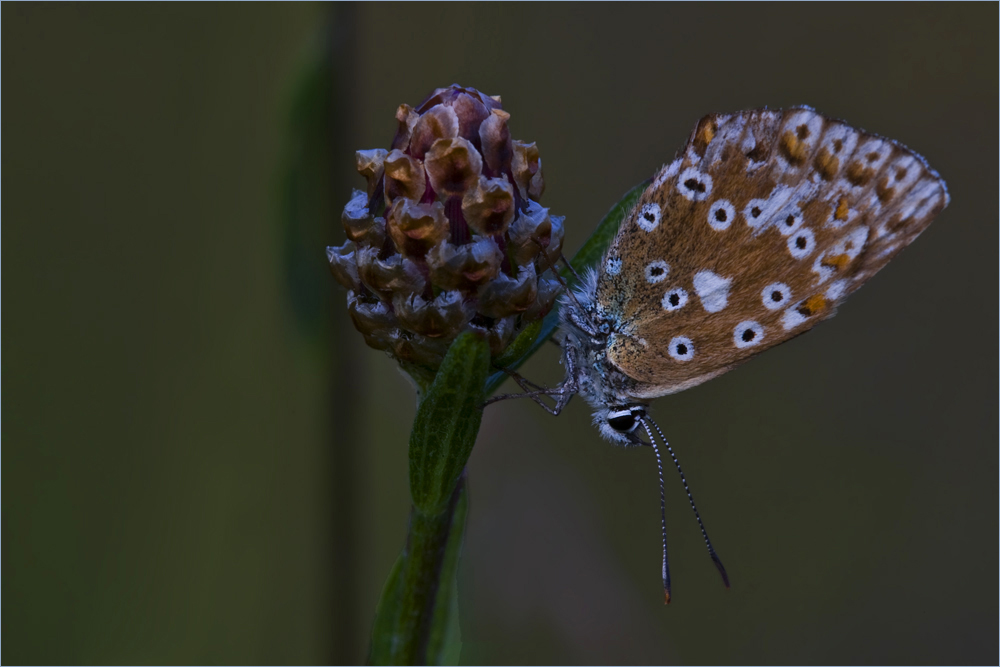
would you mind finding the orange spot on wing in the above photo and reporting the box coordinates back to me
[779,131,809,165]
[834,196,850,221]
[798,294,828,316]
[813,148,840,180]
[846,161,873,186]
[693,118,716,154]
[822,253,851,270]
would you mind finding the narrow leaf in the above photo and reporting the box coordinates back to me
[491,318,542,370]
[368,554,405,665]
[409,332,490,516]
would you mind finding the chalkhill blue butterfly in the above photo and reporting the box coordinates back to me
[497,107,949,602]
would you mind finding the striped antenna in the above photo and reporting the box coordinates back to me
[643,416,730,592]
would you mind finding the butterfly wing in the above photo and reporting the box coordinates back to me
[597,108,949,394]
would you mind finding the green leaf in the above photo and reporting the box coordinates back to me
[491,318,542,370]
[368,553,405,665]
[409,332,490,517]
[484,179,650,394]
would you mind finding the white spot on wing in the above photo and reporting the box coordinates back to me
[743,184,795,231]
[782,305,810,330]
[637,203,661,232]
[645,260,669,284]
[668,336,694,361]
[678,167,713,202]
[825,279,847,301]
[787,228,816,259]
[692,270,732,313]
[761,282,791,310]
[775,205,805,236]
[661,287,688,312]
[733,320,764,348]
[707,199,735,231]
[605,256,622,275]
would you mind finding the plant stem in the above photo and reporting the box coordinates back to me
[392,476,467,665]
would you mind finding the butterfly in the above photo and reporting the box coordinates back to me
[499,106,949,603]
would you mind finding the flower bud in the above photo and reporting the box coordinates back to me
[425,137,482,196]
[426,237,503,290]
[512,140,544,199]
[332,85,567,371]
[469,315,517,356]
[479,109,512,175]
[327,241,360,291]
[347,290,399,351]
[477,266,538,318]
[355,149,387,196]
[524,276,561,320]
[392,104,420,151]
[392,331,452,368]
[387,199,449,258]
[393,290,474,339]
[462,176,515,236]
[341,190,386,247]
[356,246,426,298]
[507,200,553,267]
[384,150,427,204]
[409,104,459,159]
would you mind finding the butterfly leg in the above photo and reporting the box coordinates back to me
[559,252,583,284]
[483,368,575,416]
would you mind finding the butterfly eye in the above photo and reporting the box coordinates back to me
[761,282,791,310]
[787,228,816,258]
[668,336,695,361]
[645,260,670,284]
[678,167,713,202]
[637,203,662,232]
[707,199,736,231]
[733,321,765,349]
[606,409,638,433]
[605,256,622,275]
[661,287,688,312]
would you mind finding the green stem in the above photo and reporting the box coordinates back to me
[392,477,467,665]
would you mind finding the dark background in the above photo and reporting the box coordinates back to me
[4,3,997,664]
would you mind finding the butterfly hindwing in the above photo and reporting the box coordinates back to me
[597,108,949,392]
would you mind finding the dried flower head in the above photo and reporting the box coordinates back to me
[328,84,564,371]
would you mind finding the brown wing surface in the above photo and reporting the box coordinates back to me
[597,108,948,389]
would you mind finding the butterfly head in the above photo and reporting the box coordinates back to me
[597,404,648,445]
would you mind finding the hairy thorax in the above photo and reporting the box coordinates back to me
[558,272,645,419]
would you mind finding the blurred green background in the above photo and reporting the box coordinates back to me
[4,3,997,664]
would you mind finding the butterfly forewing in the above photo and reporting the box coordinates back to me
[598,107,949,391]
